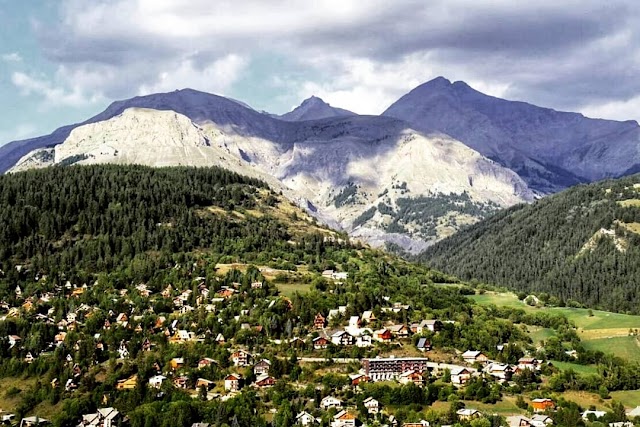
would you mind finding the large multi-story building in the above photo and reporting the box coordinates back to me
[362,357,430,381]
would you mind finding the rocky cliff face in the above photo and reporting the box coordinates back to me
[9,101,534,252]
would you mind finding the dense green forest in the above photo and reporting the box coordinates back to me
[0,165,332,281]
[419,174,640,313]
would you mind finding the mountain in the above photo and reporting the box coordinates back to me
[419,174,640,313]
[279,96,356,121]
[5,89,534,252]
[383,77,640,193]
[0,89,283,175]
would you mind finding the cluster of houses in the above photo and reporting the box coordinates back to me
[113,349,278,396]
[294,395,387,427]
[357,351,544,389]
[310,311,442,351]
[461,350,544,383]
[6,272,640,427]
[505,403,640,427]
[76,407,125,427]
[293,405,483,427]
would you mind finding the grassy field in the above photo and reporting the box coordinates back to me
[559,390,609,410]
[551,361,600,376]
[275,283,312,297]
[473,396,526,415]
[471,292,640,331]
[617,199,640,208]
[528,326,557,344]
[610,390,640,408]
[0,376,62,418]
[581,336,640,362]
[471,291,640,362]
[0,376,29,413]
[558,309,640,331]
[470,293,537,311]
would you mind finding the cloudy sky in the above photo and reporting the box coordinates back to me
[1,0,639,145]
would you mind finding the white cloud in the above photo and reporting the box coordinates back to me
[2,52,22,62]
[11,71,104,108]
[137,54,248,95]
[295,55,430,114]
[581,96,640,122]
[293,54,515,115]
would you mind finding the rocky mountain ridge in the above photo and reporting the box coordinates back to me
[5,77,639,250]
[383,77,640,193]
[8,96,533,252]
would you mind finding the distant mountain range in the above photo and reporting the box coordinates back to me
[2,77,639,250]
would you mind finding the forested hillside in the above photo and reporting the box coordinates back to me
[419,174,640,313]
[0,165,322,279]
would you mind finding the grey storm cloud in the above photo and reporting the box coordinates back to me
[296,1,627,59]
[32,0,640,117]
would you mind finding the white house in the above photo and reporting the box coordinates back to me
[582,410,607,421]
[462,350,488,364]
[78,407,123,427]
[7,335,21,348]
[321,395,343,409]
[224,374,243,392]
[451,367,473,385]
[149,375,167,389]
[296,411,318,426]
[363,397,380,414]
[356,334,372,348]
[331,411,356,427]
[457,408,481,421]
[331,330,354,346]
[627,406,640,418]
[530,415,554,427]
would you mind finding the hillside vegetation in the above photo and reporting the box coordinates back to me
[3,165,640,427]
[420,175,640,313]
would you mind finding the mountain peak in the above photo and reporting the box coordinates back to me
[428,76,453,85]
[297,95,330,108]
[408,77,479,97]
[383,77,640,193]
[279,95,356,122]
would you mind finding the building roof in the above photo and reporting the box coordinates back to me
[582,410,606,419]
[506,415,532,427]
[627,406,640,417]
[225,373,242,380]
[417,338,430,348]
[334,410,356,420]
[296,411,315,419]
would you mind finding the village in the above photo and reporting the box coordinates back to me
[1,265,639,427]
